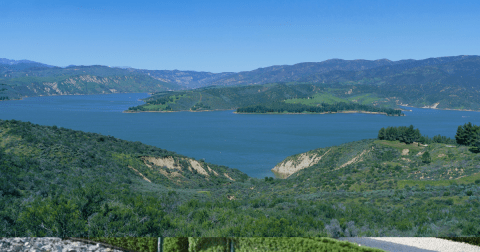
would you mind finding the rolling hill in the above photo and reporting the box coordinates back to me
[1,119,479,238]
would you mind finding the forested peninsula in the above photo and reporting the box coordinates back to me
[1,119,480,238]
[126,83,403,116]
[235,101,402,116]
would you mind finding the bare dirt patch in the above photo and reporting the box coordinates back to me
[142,156,182,170]
[188,159,209,177]
[224,173,235,181]
[128,166,151,183]
[272,149,331,178]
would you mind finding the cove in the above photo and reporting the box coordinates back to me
[1,93,480,178]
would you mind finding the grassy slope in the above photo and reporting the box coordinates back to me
[282,139,480,192]
[128,83,400,113]
[0,119,246,193]
[285,93,349,105]
[1,120,480,238]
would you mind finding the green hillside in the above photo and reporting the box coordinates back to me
[127,83,403,115]
[127,83,316,112]
[129,56,480,112]
[0,65,180,99]
[3,56,480,111]
[1,120,479,238]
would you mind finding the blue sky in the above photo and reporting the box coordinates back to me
[1,0,479,72]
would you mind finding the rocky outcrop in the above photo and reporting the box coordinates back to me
[0,237,124,252]
[272,149,331,178]
[142,156,183,171]
[140,156,224,185]
[422,102,440,109]
[142,156,212,177]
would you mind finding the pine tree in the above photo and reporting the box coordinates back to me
[405,125,415,144]
[471,132,480,153]
[378,128,385,140]
[455,125,466,145]
[414,129,421,142]
[465,122,475,146]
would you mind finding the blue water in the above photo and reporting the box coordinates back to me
[1,93,480,178]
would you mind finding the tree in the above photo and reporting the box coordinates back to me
[405,125,416,144]
[378,128,385,140]
[464,122,475,146]
[422,151,431,164]
[455,125,466,145]
[455,123,480,146]
[414,129,421,142]
[470,132,480,153]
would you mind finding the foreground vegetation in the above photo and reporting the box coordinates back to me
[1,119,480,238]
[84,237,384,252]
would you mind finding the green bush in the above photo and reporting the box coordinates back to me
[164,237,189,252]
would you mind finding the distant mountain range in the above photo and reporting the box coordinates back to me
[209,55,476,86]
[0,58,55,67]
[1,55,480,111]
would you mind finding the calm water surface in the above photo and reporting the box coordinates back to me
[1,93,480,178]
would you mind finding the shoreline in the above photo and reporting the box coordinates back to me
[123,108,233,113]
[398,104,480,112]
[234,110,404,116]
[124,109,401,116]
[1,91,152,102]
[6,92,480,113]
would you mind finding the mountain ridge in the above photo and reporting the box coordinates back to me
[2,55,479,110]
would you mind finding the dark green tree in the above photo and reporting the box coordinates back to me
[470,132,480,153]
[378,128,385,140]
[404,125,416,144]
[455,125,467,145]
[422,151,431,164]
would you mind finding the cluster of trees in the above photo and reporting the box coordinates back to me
[191,102,211,111]
[128,105,172,111]
[455,122,480,152]
[0,96,8,100]
[237,102,403,116]
[378,125,455,145]
[421,134,456,145]
[148,96,176,105]
[378,125,421,144]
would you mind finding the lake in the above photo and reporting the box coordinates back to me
[1,93,480,178]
